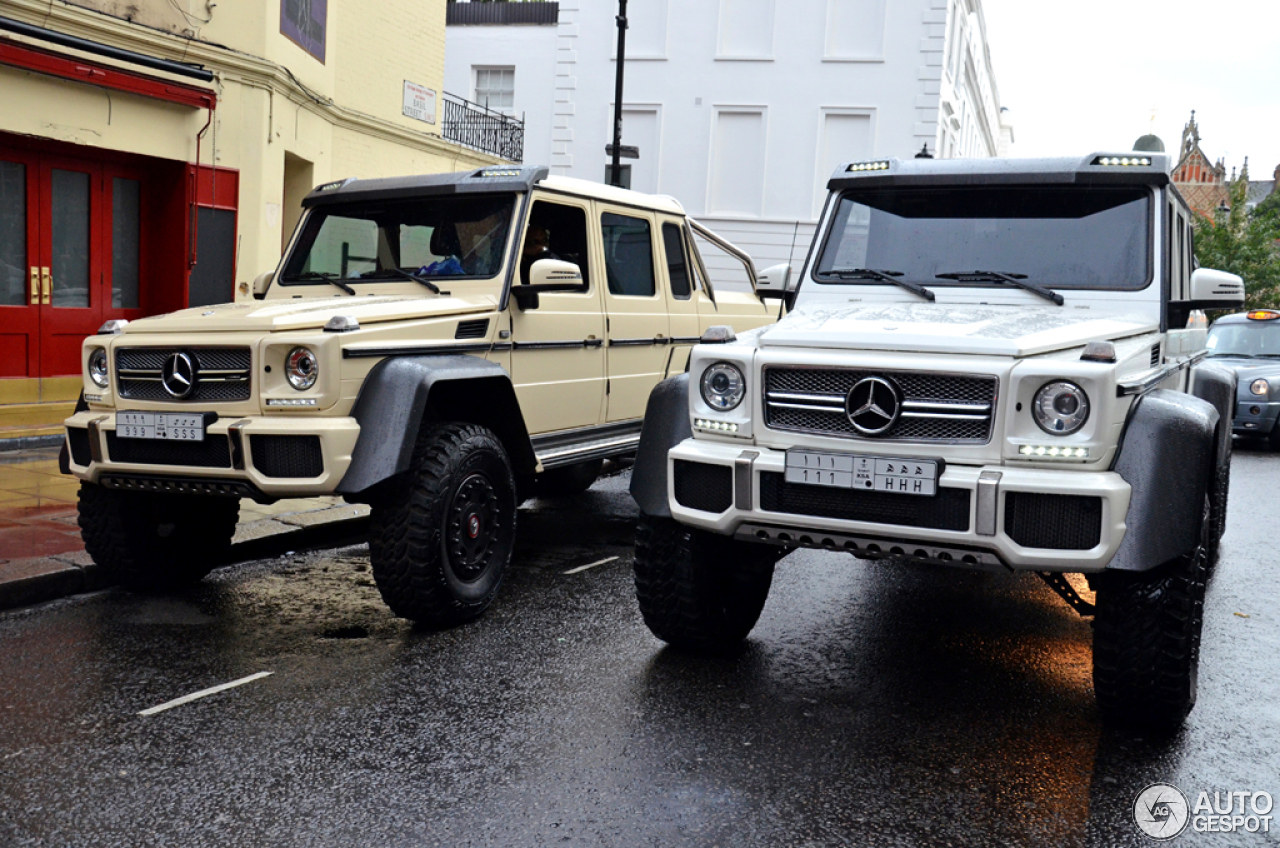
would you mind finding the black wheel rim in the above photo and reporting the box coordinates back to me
[446,472,501,582]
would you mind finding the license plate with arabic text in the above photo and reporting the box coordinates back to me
[116,412,206,442]
[785,450,938,497]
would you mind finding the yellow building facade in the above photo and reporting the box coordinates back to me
[0,0,499,414]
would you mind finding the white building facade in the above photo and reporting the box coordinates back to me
[446,0,1010,286]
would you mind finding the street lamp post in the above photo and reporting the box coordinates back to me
[610,0,628,187]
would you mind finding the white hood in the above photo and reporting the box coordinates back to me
[759,303,1158,357]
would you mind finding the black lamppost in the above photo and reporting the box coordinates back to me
[609,0,628,187]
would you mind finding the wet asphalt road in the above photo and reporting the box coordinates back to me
[2,450,1279,848]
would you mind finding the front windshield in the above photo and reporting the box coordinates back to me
[280,193,515,286]
[814,185,1152,291]
[1206,322,1280,357]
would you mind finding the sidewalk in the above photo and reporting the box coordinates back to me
[0,446,370,612]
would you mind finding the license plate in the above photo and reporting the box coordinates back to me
[116,411,207,442]
[785,450,939,497]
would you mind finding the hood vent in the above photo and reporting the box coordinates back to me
[455,319,490,340]
[1150,343,1161,367]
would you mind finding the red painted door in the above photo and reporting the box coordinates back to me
[38,155,105,377]
[0,149,41,378]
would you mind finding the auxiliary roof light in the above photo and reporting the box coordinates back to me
[1094,156,1152,167]
[478,169,522,178]
[846,161,891,172]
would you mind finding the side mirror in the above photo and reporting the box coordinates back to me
[513,259,585,311]
[1185,268,1244,309]
[754,263,791,300]
[251,271,273,301]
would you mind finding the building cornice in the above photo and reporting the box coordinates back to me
[0,0,500,163]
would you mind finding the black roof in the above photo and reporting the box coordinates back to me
[827,153,1174,192]
[302,165,551,208]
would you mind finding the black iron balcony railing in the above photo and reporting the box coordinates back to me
[441,93,524,162]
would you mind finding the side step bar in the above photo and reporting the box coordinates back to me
[532,420,643,470]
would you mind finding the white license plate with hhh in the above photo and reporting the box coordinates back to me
[785,450,938,497]
[116,412,206,441]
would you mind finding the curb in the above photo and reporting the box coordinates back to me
[0,434,63,453]
[0,514,370,614]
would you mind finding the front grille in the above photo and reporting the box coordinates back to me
[105,432,231,468]
[759,472,971,531]
[673,460,733,513]
[66,427,92,466]
[250,435,324,479]
[1004,492,1102,550]
[116,347,252,402]
[764,367,997,443]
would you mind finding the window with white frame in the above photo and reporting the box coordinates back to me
[473,67,515,112]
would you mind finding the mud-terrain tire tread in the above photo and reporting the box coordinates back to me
[1205,442,1230,572]
[536,458,604,498]
[1092,497,1208,733]
[633,514,777,653]
[77,483,238,590]
[368,422,515,627]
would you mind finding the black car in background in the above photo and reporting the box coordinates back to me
[1206,309,1280,448]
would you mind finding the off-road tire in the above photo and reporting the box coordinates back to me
[77,483,239,591]
[633,514,778,653]
[535,459,603,498]
[369,422,516,627]
[1205,443,1230,572]
[1092,496,1209,733]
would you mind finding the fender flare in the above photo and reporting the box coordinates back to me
[1107,388,1218,572]
[336,355,533,497]
[1190,362,1235,470]
[629,374,692,518]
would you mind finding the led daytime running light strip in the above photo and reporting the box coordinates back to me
[695,418,740,433]
[1019,444,1089,459]
[266,398,319,407]
[1096,157,1151,167]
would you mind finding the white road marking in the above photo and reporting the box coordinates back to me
[563,556,620,575]
[138,672,274,716]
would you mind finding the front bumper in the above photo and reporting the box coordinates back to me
[1232,399,1280,436]
[667,440,1132,573]
[62,410,361,499]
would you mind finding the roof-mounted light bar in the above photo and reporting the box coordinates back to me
[1092,156,1152,167]
[846,160,891,172]
[477,168,522,178]
[1247,310,1280,321]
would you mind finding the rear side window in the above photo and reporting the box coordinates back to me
[602,212,655,297]
[662,223,691,299]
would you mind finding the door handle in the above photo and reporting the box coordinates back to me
[40,267,51,305]
[29,267,39,304]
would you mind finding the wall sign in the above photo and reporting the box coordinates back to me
[403,82,438,125]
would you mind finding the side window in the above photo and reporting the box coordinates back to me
[521,200,590,288]
[662,222,691,299]
[601,212,655,297]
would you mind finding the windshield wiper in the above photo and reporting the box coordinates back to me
[935,270,1064,306]
[286,271,356,296]
[361,267,447,295]
[822,268,935,302]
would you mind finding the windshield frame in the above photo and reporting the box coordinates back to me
[276,192,519,291]
[805,183,1156,295]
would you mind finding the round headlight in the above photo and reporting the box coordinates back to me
[1250,378,1269,396]
[1033,381,1089,435]
[285,347,319,391]
[700,362,746,411]
[88,348,109,388]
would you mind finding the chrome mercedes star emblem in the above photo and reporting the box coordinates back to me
[161,352,197,399]
[846,376,901,435]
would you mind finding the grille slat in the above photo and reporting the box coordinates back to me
[116,347,252,403]
[764,367,997,443]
